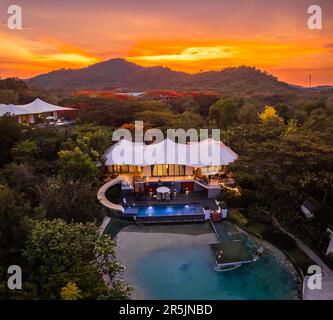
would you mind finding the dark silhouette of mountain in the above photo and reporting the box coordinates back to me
[28,58,294,93]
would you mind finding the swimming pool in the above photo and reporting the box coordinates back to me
[132,245,298,300]
[116,224,299,300]
[124,203,203,217]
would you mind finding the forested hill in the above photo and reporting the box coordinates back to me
[28,58,293,94]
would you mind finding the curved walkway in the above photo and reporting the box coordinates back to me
[282,227,333,300]
[273,217,333,299]
[97,179,125,213]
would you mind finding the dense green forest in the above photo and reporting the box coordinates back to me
[0,77,333,299]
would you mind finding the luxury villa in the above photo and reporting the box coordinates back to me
[97,137,258,270]
[102,137,239,198]
[0,98,75,125]
[97,137,333,259]
[97,137,239,222]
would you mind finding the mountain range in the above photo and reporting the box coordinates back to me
[27,58,302,93]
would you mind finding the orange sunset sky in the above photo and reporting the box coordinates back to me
[0,0,333,86]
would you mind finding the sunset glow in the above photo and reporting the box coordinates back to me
[0,0,332,85]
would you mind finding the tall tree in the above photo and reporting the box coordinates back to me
[36,177,100,223]
[0,115,22,167]
[0,184,30,265]
[57,147,100,184]
[258,105,284,125]
[208,98,242,129]
[22,219,131,299]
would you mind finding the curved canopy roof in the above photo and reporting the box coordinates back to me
[0,98,75,116]
[104,138,238,167]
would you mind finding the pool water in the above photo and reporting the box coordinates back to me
[124,204,203,217]
[131,244,298,300]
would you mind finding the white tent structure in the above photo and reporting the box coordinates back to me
[0,98,75,124]
[0,104,28,116]
[103,138,238,199]
[104,138,238,167]
[187,138,238,167]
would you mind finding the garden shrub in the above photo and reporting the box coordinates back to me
[229,210,248,226]
[246,207,273,225]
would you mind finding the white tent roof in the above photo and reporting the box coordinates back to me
[0,104,27,116]
[0,98,75,116]
[187,138,238,167]
[104,138,238,167]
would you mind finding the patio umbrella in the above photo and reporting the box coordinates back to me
[156,186,170,193]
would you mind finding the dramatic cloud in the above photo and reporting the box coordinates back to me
[0,0,332,85]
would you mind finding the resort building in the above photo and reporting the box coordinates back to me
[102,137,238,199]
[0,98,75,125]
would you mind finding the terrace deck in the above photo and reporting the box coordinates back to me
[123,192,218,210]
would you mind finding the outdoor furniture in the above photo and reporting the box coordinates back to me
[156,186,171,200]
[156,186,170,193]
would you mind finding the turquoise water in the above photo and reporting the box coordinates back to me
[124,204,202,217]
[132,244,298,300]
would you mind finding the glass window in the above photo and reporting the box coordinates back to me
[21,115,29,123]
[200,166,222,175]
[112,165,141,173]
[152,165,185,176]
